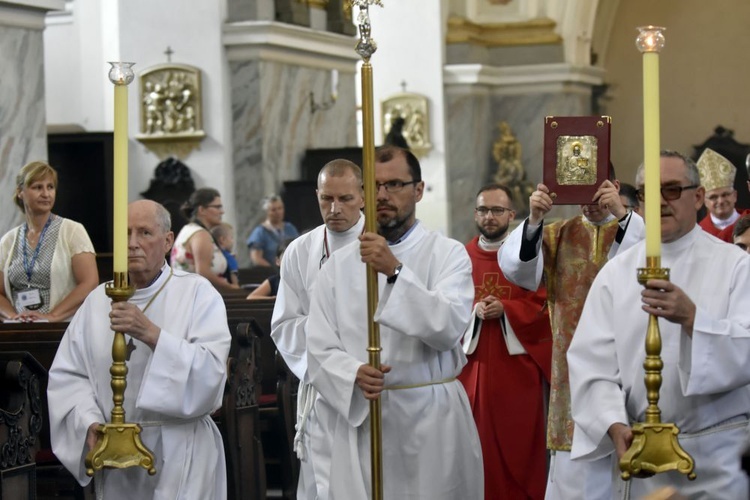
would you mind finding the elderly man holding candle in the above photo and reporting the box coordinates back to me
[568,151,750,498]
[498,172,644,499]
[48,200,231,500]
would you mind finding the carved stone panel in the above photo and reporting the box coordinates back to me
[136,63,206,159]
[381,92,432,158]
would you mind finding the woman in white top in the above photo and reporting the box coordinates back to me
[0,161,99,322]
[171,187,240,293]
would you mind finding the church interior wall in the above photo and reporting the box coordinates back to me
[20,0,750,256]
[0,14,50,234]
[42,0,236,242]
[365,0,451,236]
[447,83,592,243]
[602,0,750,186]
[230,57,357,267]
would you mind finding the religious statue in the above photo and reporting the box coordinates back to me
[492,121,534,216]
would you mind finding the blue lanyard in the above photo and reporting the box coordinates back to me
[22,215,54,283]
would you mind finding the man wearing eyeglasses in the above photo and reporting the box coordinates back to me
[696,148,750,243]
[498,169,644,500]
[458,183,552,500]
[306,145,483,499]
[271,159,365,499]
[568,150,750,498]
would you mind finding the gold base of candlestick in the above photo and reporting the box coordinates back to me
[619,263,695,481]
[85,423,156,476]
[619,422,695,480]
[85,272,156,477]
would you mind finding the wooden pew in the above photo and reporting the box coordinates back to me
[0,323,86,500]
[222,298,299,500]
[237,267,277,289]
[0,352,46,500]
[0,314,271,500]
[213,321,266,500]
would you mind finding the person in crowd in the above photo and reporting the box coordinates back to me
[732,214,750,253]
[568,150,750,498]
[0,161,98,322]
[246,194,299,267]
[171,187,239,293]
[247,244,285,300]
[211,222,240,287]
[619,182,642,216]
[458,183,552,500]
[306,146,483,499]
[48,200,231,499]
[697,148,749,241]
[498,170,644,499]
[271,159,365,498]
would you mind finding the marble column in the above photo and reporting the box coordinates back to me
[444,63,604,243]
[224,21,359,267]
[0,0,64,234]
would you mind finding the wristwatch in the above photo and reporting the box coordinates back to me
[387,263,403,284]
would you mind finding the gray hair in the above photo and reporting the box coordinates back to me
[154,202,172,233]
[262,194,282,211]
[636,150,700,186]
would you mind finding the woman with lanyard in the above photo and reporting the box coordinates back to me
[171,187,240,293]
[0,161,99,322]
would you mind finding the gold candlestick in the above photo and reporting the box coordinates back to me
[619,28,695,482]
[351,1,384,499]
[85,62,156,477]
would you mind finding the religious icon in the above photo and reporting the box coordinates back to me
[556,136,598,186]
[543,116,611,204]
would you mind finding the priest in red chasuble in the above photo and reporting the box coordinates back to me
[458,184,552,500]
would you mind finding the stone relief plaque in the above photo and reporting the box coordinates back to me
[136,63,206,159]
[381,92,431,157]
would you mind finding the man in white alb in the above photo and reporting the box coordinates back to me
[271,159,365,499]
[306,145,483,499]
[568,150,750,498]
[48,200,231,499]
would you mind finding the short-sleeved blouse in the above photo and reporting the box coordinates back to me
[0,216,96,315]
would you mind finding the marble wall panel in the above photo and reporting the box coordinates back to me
[446,88,592,243]
[445,87,492,244]
[230,59,356,267]
[0,25,47,235]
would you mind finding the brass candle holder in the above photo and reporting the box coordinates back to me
[85,63,156,477]
[619,257,695,481]
[86,273,156,476]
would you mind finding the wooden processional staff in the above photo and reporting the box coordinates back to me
[351,1,384,499]
[618,26,695,481]
[85,62,156,477]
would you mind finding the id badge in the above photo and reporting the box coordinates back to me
[17,288,42,309]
